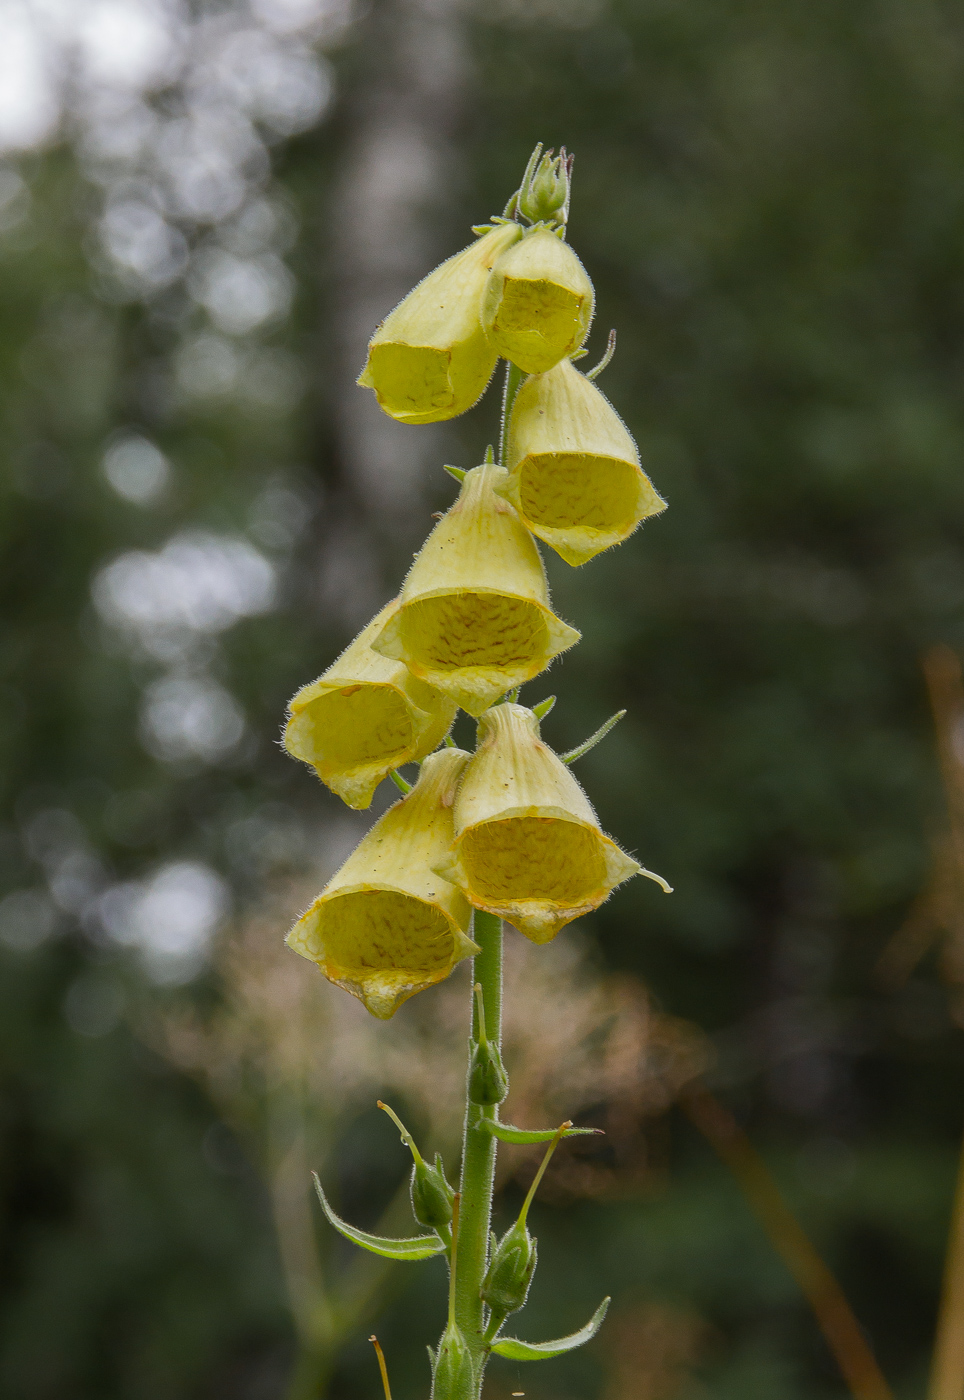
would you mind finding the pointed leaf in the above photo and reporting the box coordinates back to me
[490,1297,610,1360]
[313,1174,445,1261]
[482,1121,602,1145]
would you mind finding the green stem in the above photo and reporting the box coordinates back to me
[454,911,503,1384]
[498,361,524,468]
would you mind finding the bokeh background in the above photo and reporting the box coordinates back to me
[3,0,964,1397]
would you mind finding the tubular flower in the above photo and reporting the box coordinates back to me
[434,703,670,943]
[481,227,593,375]
[287,748,478,1018]
[284,600,458,810]
[497,357,666,566]
[371,463,580,717]
[357,222,523,424]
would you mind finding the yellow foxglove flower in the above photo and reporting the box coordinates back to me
[497,357,666,566]
[284,600,458,810]
[481,227,593,375]
[287,748,478,1018]
[371,464,580,717]
[357,223,523,424]
[435,703,670,943]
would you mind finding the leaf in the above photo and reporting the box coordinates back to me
[482,1121,602,1145]
[490,1298,610,1361]
[312,1174,445,1261]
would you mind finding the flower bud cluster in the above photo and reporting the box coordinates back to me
[283,148,671,1017]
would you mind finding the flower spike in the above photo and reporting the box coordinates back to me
[435,703,669,943]
[371,464,580,717]
[358,222,522,424]
[287,749,478,1018]
[284,599,457,810]
[496,357,666,566]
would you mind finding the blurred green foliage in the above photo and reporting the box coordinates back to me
[3,0,964,1396]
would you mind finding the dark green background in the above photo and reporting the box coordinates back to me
[3,0,964,1395]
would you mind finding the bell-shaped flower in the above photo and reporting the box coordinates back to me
[284,600,458,810]
[357,222,522,424]
[481,227,593,375]
[435,703,670,943]
[497,357,666,565]
[287,748,478,1018]
[371,464,580,717]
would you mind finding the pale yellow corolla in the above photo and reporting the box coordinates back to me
[435,703,670,943]
[284,600,458,810]
[286,748,478,1018]
[497,357,666,566]
[481,227,594,375]
[371,464,580,717]
[357,222,522,424]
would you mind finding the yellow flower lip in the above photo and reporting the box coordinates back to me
[481,227,594,375]
[371,464,580,717]
[357,223,522,424]
[434,703,670,943]
[287,748,478,1018]
[497,357,667,566]
[284,599,457,810]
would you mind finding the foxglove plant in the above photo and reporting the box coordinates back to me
[283,146,671,1399]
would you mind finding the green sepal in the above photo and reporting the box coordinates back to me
[481,1121,602,1145]
[481,1220,537,1318]
[432,1319,475,1400]
[489,1297,611,1360]
[312,1173,445,1260]
[469,1037,509,1105]
[411,1153,455,1236]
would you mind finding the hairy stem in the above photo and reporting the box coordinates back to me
[498,361,524,468]
[453,911,503,1384]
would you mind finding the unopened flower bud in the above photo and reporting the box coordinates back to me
[469,1037,509,1105]
[286,749,478,1018]
[284,600,457,809]
[431,1319,475,1400]
[497,357,666,566]
[371,463,580,717]
[379,1101,456,1236]
[358,223,522,424]
[482,228,593,375]
[412,1151,456,1235]
[518,148,570,226]
[436,704,670,943]
[481,1218,537,1321]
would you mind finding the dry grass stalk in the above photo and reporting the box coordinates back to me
[865,646,964,1400]
[683,1086,893,1400]
[876,645,964,1002]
